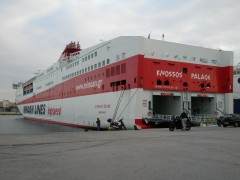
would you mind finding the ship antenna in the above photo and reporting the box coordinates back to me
[148,30,151,39]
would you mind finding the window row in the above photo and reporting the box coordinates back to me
[46,81,53,86]
[36,72,55,83]
[66,60,80,70]
[150,52,218,64]
[106,63,126,78]
[82,52,98,62]
[67,51,98,70]
[62,59,110,81]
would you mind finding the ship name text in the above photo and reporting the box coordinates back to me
[156,70,211,80]
[191,73,210,80]
[95,104,111,114]
[156,70,182,78]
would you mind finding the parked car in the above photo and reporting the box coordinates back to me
[217,114,240,127]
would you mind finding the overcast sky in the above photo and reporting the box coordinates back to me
[1,0,240,102]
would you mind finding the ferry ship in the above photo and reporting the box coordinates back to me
[13,36,233,129]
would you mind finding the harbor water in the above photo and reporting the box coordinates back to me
[0,115,84,134]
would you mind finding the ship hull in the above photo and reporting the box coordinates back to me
[18,89,145,129]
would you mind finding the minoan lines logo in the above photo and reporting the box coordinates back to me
[23,104,46,115]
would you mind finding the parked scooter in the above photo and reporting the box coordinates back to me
[169,115,191,131]
[107,118,127,130]
[216,116,224,127]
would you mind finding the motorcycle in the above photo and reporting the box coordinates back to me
[107,118,127,130]
[169,116,191,131]
[216,116,224,127]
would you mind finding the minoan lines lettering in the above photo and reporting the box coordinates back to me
[76,80,103,91]
[23,104,46,115]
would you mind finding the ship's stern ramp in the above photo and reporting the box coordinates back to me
[141,91,182,127]
[141,91,217,127]
[190,93,216,124]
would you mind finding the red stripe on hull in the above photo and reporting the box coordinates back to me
[24,117,153,130]
[135,119,156,129]
[24,117,97,130]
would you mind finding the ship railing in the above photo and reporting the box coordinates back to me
[143,113,218,125]
[190,114,217,125]
[153,114,173,120]
[143,114,174,124]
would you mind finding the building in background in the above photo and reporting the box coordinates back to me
[0,100,19,113]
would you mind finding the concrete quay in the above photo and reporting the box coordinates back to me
[0,112,21,115]
[0,127,239,180]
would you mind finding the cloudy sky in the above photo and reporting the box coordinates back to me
[1,0,240,101]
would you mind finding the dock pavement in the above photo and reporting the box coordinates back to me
[0,126,239,180]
